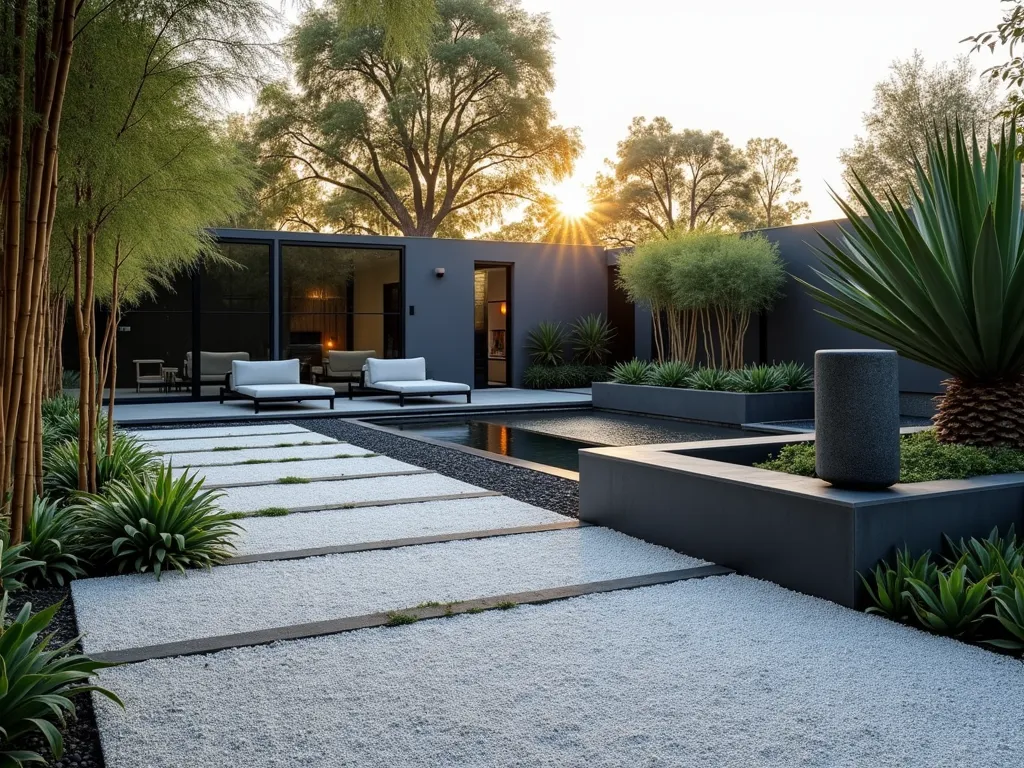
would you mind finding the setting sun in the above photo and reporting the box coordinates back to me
[552,181,592,219]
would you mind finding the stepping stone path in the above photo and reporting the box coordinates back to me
[78,423,1024,767]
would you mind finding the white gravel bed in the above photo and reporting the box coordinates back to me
[72,528,703,653]
[233,496,567,556]
[168,443,375,468]
[93,576,1024,768]
[175,456,422,487]
[216,474,488,514]
[145,432,337,454]
[129,424,310,441]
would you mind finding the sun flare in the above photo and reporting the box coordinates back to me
[552,181,592,219]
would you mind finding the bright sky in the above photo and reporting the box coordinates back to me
[261,0,1009,223]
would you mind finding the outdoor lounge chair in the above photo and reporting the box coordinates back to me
[364,357,471,406]
[220,359,336,413]
[316,350,375,395]
[184,350,249,384]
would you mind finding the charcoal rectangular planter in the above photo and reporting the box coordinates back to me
[578,433,1024,607]
[591,381,813,425]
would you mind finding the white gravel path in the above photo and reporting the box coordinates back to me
[93,575,1024,768]
[167,443,375,467]
[72,528,703,653]
[232,496,566,556]
[129,424,310,441]
[146,433,337,453]
[216,474,488,514]
[174,456,422,486]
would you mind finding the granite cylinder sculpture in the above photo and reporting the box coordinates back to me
[814,349,900,489]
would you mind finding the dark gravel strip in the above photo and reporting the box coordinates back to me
[295,418,580,518]
[6,586,105,768]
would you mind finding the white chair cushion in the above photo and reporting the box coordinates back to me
[233,359,300,387]
[234,383,335,398]
[371,379,470,394]
[366,357,426,385]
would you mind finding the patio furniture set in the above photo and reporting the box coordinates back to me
[134,350,470,412]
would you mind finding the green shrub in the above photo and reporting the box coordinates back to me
[609,359,653,385]
[727,364,786,393]
[774,361,813,391]
[905,566,993,637]
[570,314,614,364]
[685,366,733,391]
[43,432,160,503]
[20,496,87,588]
[522,364,608,389]
[61,369,81,389]
[757,431,1024,483]
[75,464,239,579]
[0,590,122,767]
[648,360,692,388]
[987,570,1024,652]
[0,541,44,593]
[525,321,569,366]
[859,547,937,622]
[41,395,102,457]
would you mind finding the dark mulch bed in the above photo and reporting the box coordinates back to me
[294,418,580,518]
[5,586,105,768]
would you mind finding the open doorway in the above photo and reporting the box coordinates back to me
[474,263,511,388]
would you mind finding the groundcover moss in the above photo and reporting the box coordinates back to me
[756,430,1024,483]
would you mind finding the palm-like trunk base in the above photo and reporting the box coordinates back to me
[933,376,1024,448]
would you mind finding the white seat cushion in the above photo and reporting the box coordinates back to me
[371,379,470,394]
[234,383,335,399]
[233,359,300,387]
[366,357,426,385]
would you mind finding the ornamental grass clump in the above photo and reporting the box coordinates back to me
[19,496,87,588]
[727,364,786,393]
[570,314,614,365]
[525,321,569,366]
[43,432,160,503]
[648,360,692,388]
[609,359,653,385]
[74,464,239,579]
[804,121,1024,448]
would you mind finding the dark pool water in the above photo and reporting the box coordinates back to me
[376,410,755,472]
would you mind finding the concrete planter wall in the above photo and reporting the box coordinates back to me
[579,433,1024,608]
[592,381,814,425]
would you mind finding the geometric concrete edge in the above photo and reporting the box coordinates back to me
[91,564,733,665]
[592,381,814,425]
[222,520,589,565]
[579,432,1024,607]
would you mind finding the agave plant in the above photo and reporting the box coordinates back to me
[609,359,653,385]
[859,547,937,622]
[20,496,87,588]
[648,360,692,388]
[74,463,239,578]
[570,314,615,365]
[0,591,122,766]
[525,321,570,366]
[43,432,160,502]
[728,365,786,393]
[0,541,45,593]
[685,366,733,391]
[986,569,1024,653]
[803,122,1024,448]
[904,563,993,637]
[774,361,813,391]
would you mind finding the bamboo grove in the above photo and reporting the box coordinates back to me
[0,0,273,542]
[617,232,785,369]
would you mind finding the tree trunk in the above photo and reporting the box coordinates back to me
[933,376,1024,448]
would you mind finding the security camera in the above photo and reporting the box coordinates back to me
[434,268,445,279]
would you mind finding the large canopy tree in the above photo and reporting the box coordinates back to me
[594,117,752,243]
[250,0,580,237]
[839,51,1003,206]
[742,137,809,229]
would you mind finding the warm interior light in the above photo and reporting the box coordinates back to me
[500,301,507,315]
[326,339,334,349]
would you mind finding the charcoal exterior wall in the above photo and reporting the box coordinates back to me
[757,220,945,394]
[211,229,609,388]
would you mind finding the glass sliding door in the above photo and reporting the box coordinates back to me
[280,245,402,381]
[196,241,272,394]
[474,264,511,388]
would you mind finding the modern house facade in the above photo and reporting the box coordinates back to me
[70,221,945,401]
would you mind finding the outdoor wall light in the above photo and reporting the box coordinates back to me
[434,267,445,279]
